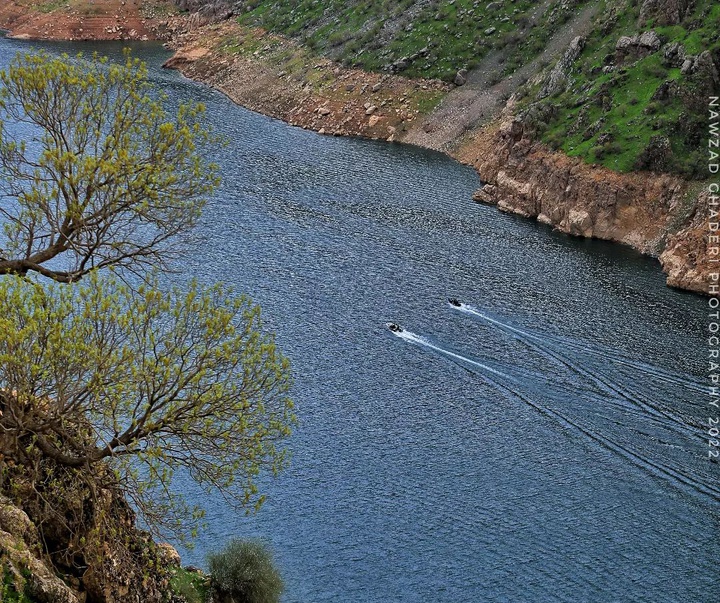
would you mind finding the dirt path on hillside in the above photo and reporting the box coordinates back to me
[404,1,599,152]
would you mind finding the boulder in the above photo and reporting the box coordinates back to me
[639,0,691,25]
[615,36,637,53]
[615,31,662,63]
[694,51,720,87]
[472,185,498,204]
[638,31,662,51]
[650,80,675,101]
[454,69,468,86]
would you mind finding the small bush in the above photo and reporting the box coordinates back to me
[170,568,209,603]
[208,539,283,603]
[646,63,668,79]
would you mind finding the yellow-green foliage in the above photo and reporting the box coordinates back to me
[0,50,219,283]
[0,272,295,541]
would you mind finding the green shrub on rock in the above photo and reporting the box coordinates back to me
[208,540,283,603]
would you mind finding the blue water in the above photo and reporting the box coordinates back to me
[1,37,717,602]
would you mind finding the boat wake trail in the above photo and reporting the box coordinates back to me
[393,329,512,380]
[390,318,720,502]
[452,303,701,442]
[538,332,706,395]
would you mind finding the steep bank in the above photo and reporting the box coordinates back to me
[0,3,713,294]
[454,113,710,295]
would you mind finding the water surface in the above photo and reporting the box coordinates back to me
[1,37,716,603]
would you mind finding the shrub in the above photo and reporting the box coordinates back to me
[170,568,209,603]
[208,539,284,603]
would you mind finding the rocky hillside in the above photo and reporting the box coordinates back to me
[518,0,719,178]
[0,0,714,292]
[164,0,715,293]
[179,0,596,82]
[184,0,718,179]
[0,0,178,41]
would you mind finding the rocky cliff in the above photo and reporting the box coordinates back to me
[0,0,715,296]
[0,495,78,602]
[0,436,173,603]
[453,113,710,294]
[660,190,714,293]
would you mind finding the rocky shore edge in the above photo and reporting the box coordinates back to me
[0,7,709,295]
[162,22,708,294]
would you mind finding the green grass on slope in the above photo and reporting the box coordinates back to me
[1,562,37,603]
[523,0,720,177]
[238,0,718,177]
[237,0,589,81]
[169,567,209,603]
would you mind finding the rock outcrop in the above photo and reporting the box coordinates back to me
[660,190,714,294]
[538,36,585,98]
[615,31,662,63]
[175,0,234,25]
[0,495,79,603]
[639,0,691,25]
[456,115,709,292]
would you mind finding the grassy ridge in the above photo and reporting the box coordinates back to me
[520,0,719,177]
[237,0,586,81]
[236,0,717,177]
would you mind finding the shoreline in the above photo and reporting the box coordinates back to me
[0,11,709,295]
[162,23,707,295]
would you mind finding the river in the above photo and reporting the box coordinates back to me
[0,37,717,603]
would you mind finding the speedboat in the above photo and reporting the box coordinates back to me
[386,322,403,333]
[448,298,461,307]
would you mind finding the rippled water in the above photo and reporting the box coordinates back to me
[1,37,717,603]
